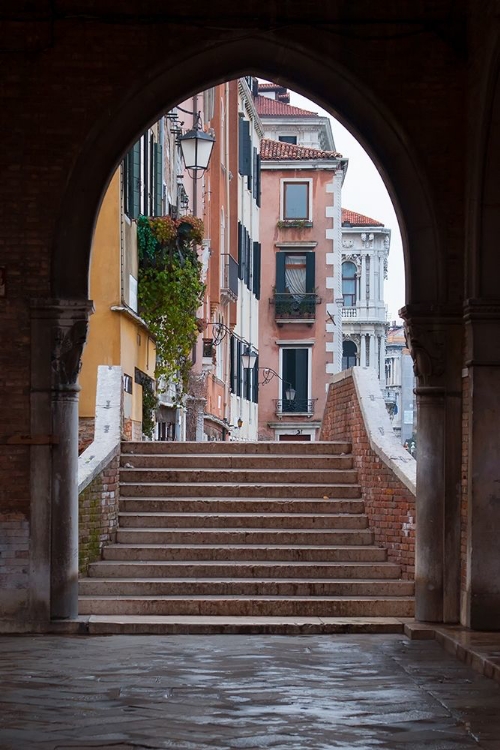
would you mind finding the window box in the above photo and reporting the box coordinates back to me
[276,220,313,229]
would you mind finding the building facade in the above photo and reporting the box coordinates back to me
[256,85,348,440]
[340,210,391,383]
[385,323,416,447]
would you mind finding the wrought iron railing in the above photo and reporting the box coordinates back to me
[274,398,318,415]
[271,293,321,320]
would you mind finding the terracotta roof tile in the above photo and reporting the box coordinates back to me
[255,95,318,118]
[260,137,342,161]
[341,208,384,227]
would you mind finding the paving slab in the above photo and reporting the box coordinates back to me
[1,634,500,749]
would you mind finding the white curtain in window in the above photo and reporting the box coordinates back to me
[285,255,306,300]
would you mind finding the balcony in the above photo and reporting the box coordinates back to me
[271,293,321,324]
[274,398,318,417]
[220,253,238,303]
[341,306,358,319]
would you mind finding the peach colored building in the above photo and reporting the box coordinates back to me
[257,107,348,440]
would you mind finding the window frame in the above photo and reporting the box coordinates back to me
[278,345,312,402]
[280,179,312,221]
[342,260,357,307]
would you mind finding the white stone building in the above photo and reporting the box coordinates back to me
[340,210,391,383]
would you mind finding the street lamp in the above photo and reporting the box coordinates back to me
[178,112,215,179]
[240,345,296,400]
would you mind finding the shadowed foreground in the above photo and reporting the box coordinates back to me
[1,634,500,749]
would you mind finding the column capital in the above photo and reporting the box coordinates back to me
[400,304,462,388]
[30,297,94,390]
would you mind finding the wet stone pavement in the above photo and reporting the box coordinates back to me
[1,634,500,749]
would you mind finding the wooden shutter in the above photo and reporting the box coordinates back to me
[256,154,261,207]
[130,141,141,219]
[275,252,286,293]
[153,142,163,217]
[305,252,316,293]
[236,339,242,397]
[238,118,252,176]
[237,222,243,280]
[252,242,261,299]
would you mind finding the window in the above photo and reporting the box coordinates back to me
[281,348,310,412]
[283,182,309,220]
[279,135,297,145]
[342,261,357,307]
[276,251,315,295]
[342,340,358,370]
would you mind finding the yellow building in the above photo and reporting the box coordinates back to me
[78,150,158,451]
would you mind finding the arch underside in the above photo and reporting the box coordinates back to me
[52,33,442,310]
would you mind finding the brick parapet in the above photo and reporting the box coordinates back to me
[320,368,416,578]
[78,453,120,575]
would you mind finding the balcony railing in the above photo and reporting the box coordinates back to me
[274,398,318,416]
[341,306,358,319]
[221,254,239,301]
[271,293,321,322]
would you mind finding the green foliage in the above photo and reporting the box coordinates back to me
[276,219,313,229]
[141,379,157,438]
[137,215,205,401]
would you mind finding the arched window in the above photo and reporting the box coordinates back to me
[342,261,357,307]
[342,340,357,370]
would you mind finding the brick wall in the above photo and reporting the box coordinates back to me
[78,453,120,575]
[0,513,29,614]
[78,417,95,455]
[320,370,415,579]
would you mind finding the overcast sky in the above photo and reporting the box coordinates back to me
[286,90,406,324]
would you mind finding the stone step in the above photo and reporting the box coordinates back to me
[120,497,366,514]
[88,560,401,578]
[85,615,406,635]
[79,595,415,618]
[119,468,359,484]
[121,441,351,455]
[117,512,368,530]
[102,544,388,563]
[121,454,354,470]
[79,578,414,597]
[115,528,374,546]
[119,483,362,499]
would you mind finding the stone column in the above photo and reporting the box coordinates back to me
[360,333,367,367]
[368,334,375,370]
[369,253,375,304]
[360,255,366,303]
[402,305,462,623]
[378,335,385,383]
[463,300,500,628]
[30,299,93,621]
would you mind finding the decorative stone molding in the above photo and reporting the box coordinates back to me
[464,299,500,366]
[400,304,462,386]
[404,322,445,383]
[31,298,94,391]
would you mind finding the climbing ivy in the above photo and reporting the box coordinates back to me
[137,215,205,402]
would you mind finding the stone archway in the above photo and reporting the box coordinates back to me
[36,33,452,624]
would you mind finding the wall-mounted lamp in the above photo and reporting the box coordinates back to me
[241,345,296,401]
[178,110,215,179]
[237,418,243,429]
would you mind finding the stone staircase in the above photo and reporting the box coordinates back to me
[79,441,414,630]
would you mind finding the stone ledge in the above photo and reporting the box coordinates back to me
[404,621,500,684]
[78,365,122,493]
[329,367,416,495]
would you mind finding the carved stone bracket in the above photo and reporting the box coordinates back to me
[31,298,94,392]
[400,304,462,388]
